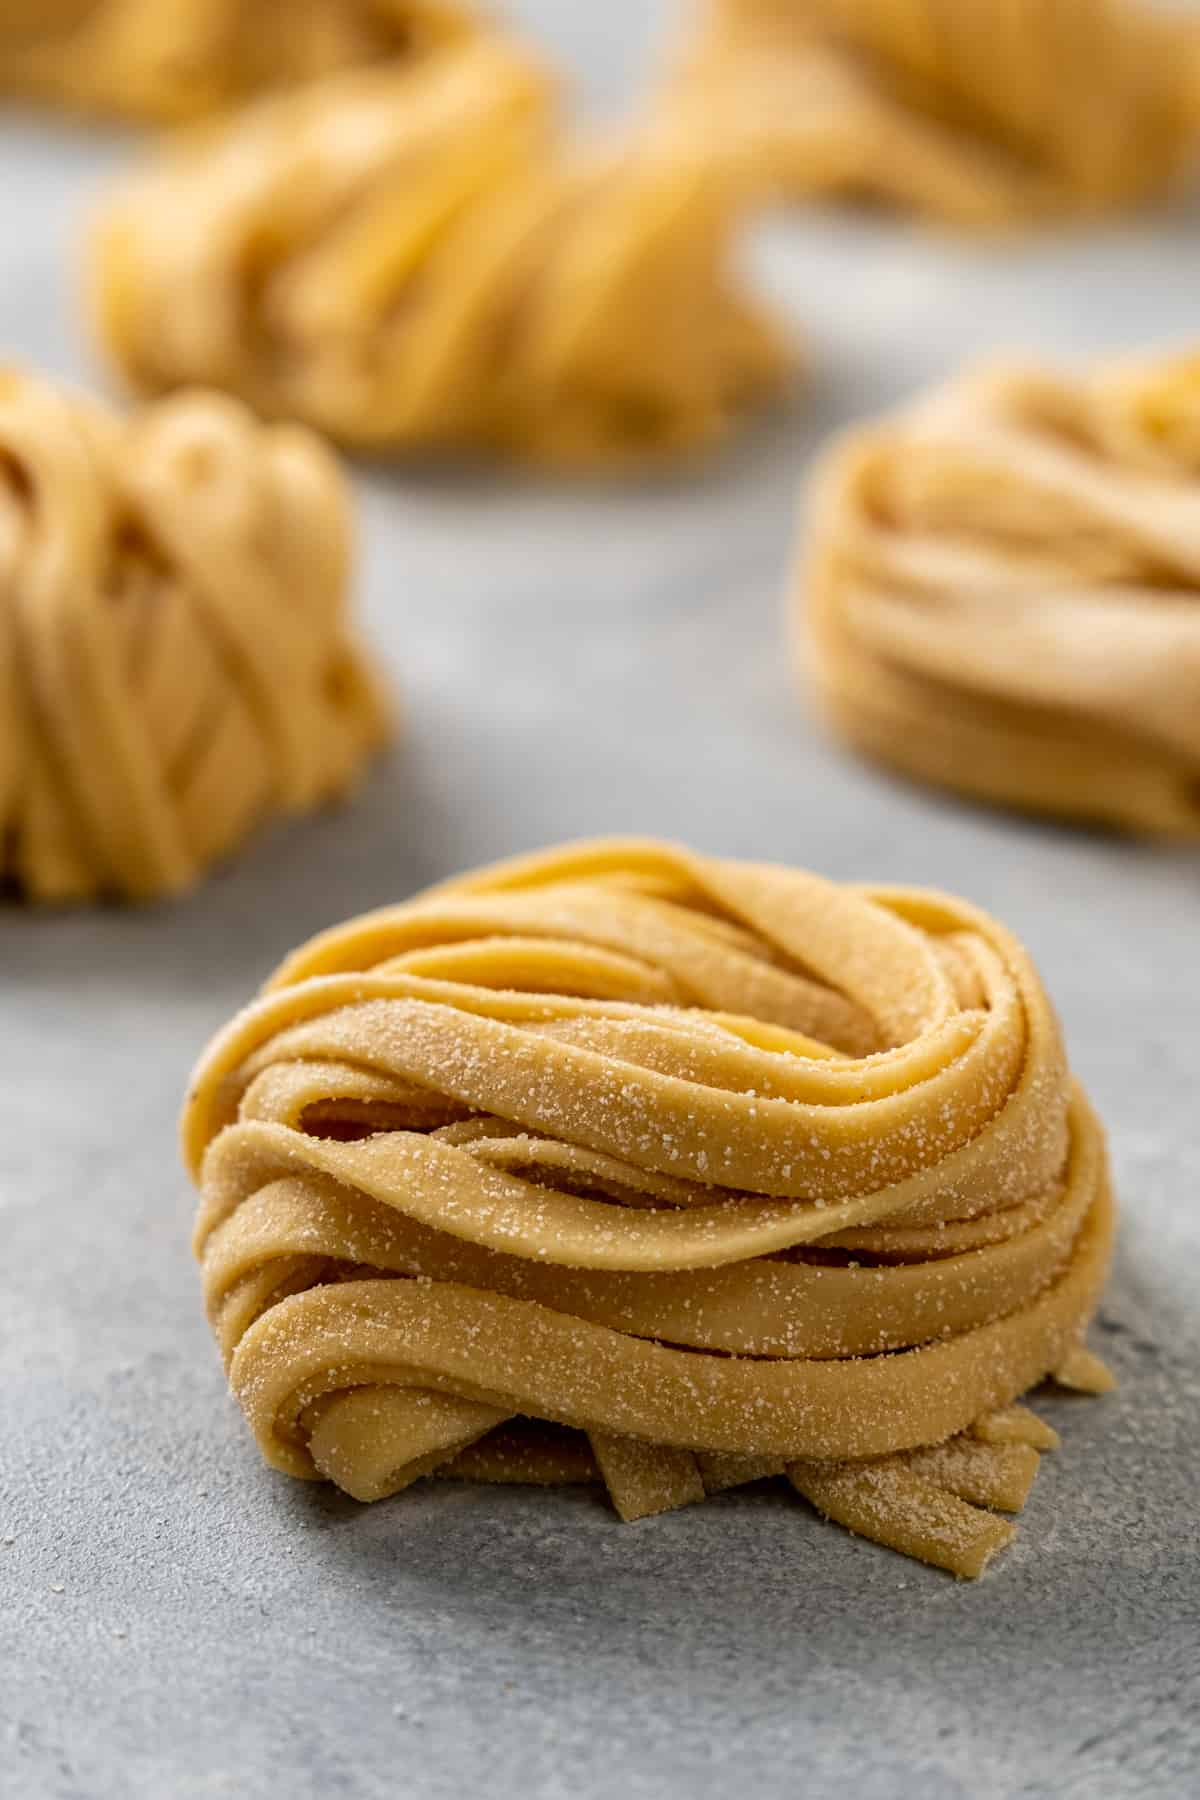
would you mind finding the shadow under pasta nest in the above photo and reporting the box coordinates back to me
[823,744,1200,869]
[356,380,815,513]
[256,1255,1174,1628]
[255,1399,1160,1679]
[0,745,447,1004]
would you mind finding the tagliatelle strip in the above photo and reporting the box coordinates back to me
[800,350,1200,836]
[183,838,1115,1577]
[90,37,791,471]
[673,0,1200,226]
[0,0,475,123]
[0,365,389,903]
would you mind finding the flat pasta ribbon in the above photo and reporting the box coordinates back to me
[0,0,475,123]
[0,365,389,903]
[90,37,792,470]
[799,350,1200,836]
[184,838,1116,1577]
[672,0,1200,226]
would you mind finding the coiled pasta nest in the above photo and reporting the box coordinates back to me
[801,349,1200,835]
[91,37,792,469]
[0,365,389,902]
[0,0,475,123]
[675,0,1200,226]
[185,839,1115,1577]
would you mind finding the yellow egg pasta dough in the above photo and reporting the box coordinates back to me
[184,838,1115,1577]
[800,350,1200,835]
[90,38,792,470]
[0,365,389,903]
[675,0,1200,226]
[0,0,475,124]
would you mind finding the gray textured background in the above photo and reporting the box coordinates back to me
[2,4,1199,1797]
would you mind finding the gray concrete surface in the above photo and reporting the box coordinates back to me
[2,5,1199,1797]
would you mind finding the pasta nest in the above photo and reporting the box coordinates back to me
[90,37,792,469]
[184,839,1115,1577]
[0,366,389,903]
[676,0,1200,226]
[801,350,1200,836]
[0,0,475,123]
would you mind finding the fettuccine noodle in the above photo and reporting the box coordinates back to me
[90,37,792,469]
[184,838,1115,1577]
[674,0,1200,226]
[0,365,389,903]
[800,350,1200,835]
[0,0,475,123]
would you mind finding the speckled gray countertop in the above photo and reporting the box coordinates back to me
[2,5,1198,1797]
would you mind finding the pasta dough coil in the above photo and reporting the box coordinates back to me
[676,0,1200,226]
[800,351,1200,835]
[184,838,1115,1577]
[90,38,792,469]
[0,0,475,123]
[0,365,389,903]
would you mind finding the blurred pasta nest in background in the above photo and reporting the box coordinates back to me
[0,366,389,904]
[0,0,476,122]
[677,0,1200,225]
[90,35,792,469]
[801,348,1200,835]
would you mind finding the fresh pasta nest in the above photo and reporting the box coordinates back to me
[184,839,1115,1577]
[678,0,1200,226]
[90,37,791,470]
[0,366,389,903]
[801,350,1200,836]
[0,0,474,123]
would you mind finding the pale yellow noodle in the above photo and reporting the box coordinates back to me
[90,38,792,470]
[183,838,1116,1577]
[0,364,389,903]
[799,349,1200,836]
[673,0,1200,225]
[0,0,475,123]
